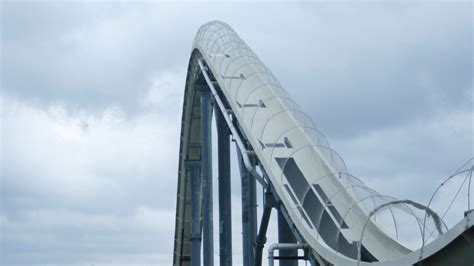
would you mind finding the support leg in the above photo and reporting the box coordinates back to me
[216,106,232,266]
[237,147,256,266]
[278,210,298,266]
[189,162,202,266]
[200,88,214,266]
[255,190,276,266]
[249,156,258,264]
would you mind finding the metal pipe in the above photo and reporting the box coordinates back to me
[198,59,266,187]
[255,191,274,266]
[268,243,308,266]
[200,87,214,266]
[216,106,233,266]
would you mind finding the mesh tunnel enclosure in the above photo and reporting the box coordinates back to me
[173,21,474,266]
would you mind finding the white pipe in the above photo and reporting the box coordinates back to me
[198,59,267,187]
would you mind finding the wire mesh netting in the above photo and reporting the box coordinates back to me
[194,21,473,263]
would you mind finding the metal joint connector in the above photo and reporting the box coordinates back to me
[189,234,202,241]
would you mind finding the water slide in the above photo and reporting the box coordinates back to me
[173,21,474,266]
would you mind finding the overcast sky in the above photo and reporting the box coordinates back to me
[1,1,472,265]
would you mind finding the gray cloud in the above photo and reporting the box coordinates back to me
[1,91,180,264]
[2,1,194,113]
[244,2,472,138]
[1,1,472,265]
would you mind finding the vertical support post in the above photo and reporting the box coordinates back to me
[278,211,298,266]
[237,147,256,266]
[255,190,276,266]
[249,155,258,263]
[216,106,232,266]
[200,87,214,266]
[188,161,202,266]
[237,147,250,266]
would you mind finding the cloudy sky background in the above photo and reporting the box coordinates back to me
[1,1,472,265]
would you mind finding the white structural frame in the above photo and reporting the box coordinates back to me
[172,21,474,266]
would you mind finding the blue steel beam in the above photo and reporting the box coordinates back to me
[237,146,257,266]
[187,160,202,266]
[216,105,233,266]
[255,190,277,266]
[200,86,214,266]
[278,211,298,266]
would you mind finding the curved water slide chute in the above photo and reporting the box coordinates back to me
[173,21,474,266]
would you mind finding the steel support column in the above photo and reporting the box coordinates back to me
[255,190,276,266]
[278,211,298,266]
[249,156,258,262]
[237,147,257,266]
[200,87,214,266]
[216,106,232,266]
[188,161,202,266]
